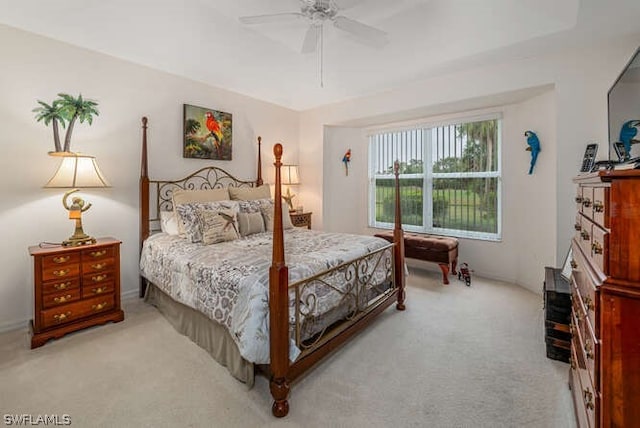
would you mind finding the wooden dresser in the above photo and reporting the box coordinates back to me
[29,237,125,348]
[571,171,640,427]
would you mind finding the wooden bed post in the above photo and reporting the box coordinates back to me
[256,136,263,186]
[393,160,406,310]
[139,117,150,298]
[269,143,290,417]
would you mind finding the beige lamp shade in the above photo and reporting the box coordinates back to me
[45,154,110,188]
[281,164,300,185]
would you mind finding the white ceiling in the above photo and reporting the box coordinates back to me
[1,0,639,111]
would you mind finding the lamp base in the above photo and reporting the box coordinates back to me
[62,234,97,247]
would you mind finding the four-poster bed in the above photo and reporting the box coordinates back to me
[138,117,406,417]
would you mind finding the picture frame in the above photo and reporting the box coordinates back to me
[580,143,598,172]
[183,104,232,160]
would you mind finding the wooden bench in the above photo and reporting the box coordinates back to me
[374,231,459,284]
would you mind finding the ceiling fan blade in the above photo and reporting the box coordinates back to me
[335,0,367,10]
[333,15,387,41]
[239,12,303,25]
[301,25,320,54]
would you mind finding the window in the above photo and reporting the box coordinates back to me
[369,116,501,240]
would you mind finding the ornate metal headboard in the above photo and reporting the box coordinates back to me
[139,117,263,296]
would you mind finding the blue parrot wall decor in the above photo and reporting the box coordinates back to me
[524,130,541,174]
[619,120,640,159]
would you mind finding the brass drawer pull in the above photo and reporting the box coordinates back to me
[53,269,70,277]
[570,260,577,269]
[583,388,595,410]
[53,312,71,322]
[91,287,107,294]
[593,201,604,212]
[583,295,594,312]
[569,321,574,335]
[89,250,107,258]
[91,274,107,283]
[91,262,107,270]
[582,198,592,208]
[53,294,72,304]
[569,355,576,370]
[580,230,590,241]
[53,281,71,291]
[52,256,70,264]
[575,196,583,204]
[91,302,108,311]
[592,241,603,255]
[574,223,582,231]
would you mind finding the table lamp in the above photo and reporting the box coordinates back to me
[45,153,110,246]
[281,164,300,212]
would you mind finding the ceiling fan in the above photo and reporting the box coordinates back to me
[239,0,387,86]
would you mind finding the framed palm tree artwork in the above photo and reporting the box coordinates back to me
[183,104,232,160]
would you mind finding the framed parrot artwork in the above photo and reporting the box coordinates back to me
[183,104,232,160]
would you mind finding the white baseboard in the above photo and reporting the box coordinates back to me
[0,319,29,334]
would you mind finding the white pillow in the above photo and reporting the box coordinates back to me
[159,211,180,235]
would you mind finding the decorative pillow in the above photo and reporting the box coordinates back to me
[175,200,239,243]
[228,185,271,201]
[197,209,240,245]
[172,188,230,235]
[159,210,179,235]
[261,201,294,231]
[237,211,266,237]
[237,198,272,214]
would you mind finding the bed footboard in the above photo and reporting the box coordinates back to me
[268,145,405,417]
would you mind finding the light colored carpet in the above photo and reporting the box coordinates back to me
[0,269,575,427]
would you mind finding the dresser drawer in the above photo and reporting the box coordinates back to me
[42,252,80,268]
[41,277,81,295]
[82,282,114,298]
[570,344,591,428]
[590,225,609,276]
[591,186,609,229]
[42,263,80,282]
[40,294,115,329]
[581,187,593,217]
[82,246,114,261]
[82,258,114,275]
[572,292,597,386]
[571,328,597,428]
[42,289,81,309]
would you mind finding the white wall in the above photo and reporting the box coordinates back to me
[301,36,640,293]
[0,24,299,331]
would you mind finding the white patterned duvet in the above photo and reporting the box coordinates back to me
[140,228,391,364]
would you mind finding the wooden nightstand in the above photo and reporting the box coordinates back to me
[289,211,312,229]
[29,237,125,348]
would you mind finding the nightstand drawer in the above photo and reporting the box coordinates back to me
[83,246,114,261]
[40,294,115,329]
[42,278,80,295]
[82,282,114,298]
[83,258,114,274]
[42,264,80,282]
[42,252,80,268]
[42,289,81,309]
[84,271,115,285]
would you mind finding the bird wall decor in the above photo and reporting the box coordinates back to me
[342,149,351,176]
[524,131,541,174]
[619,120,640,160]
